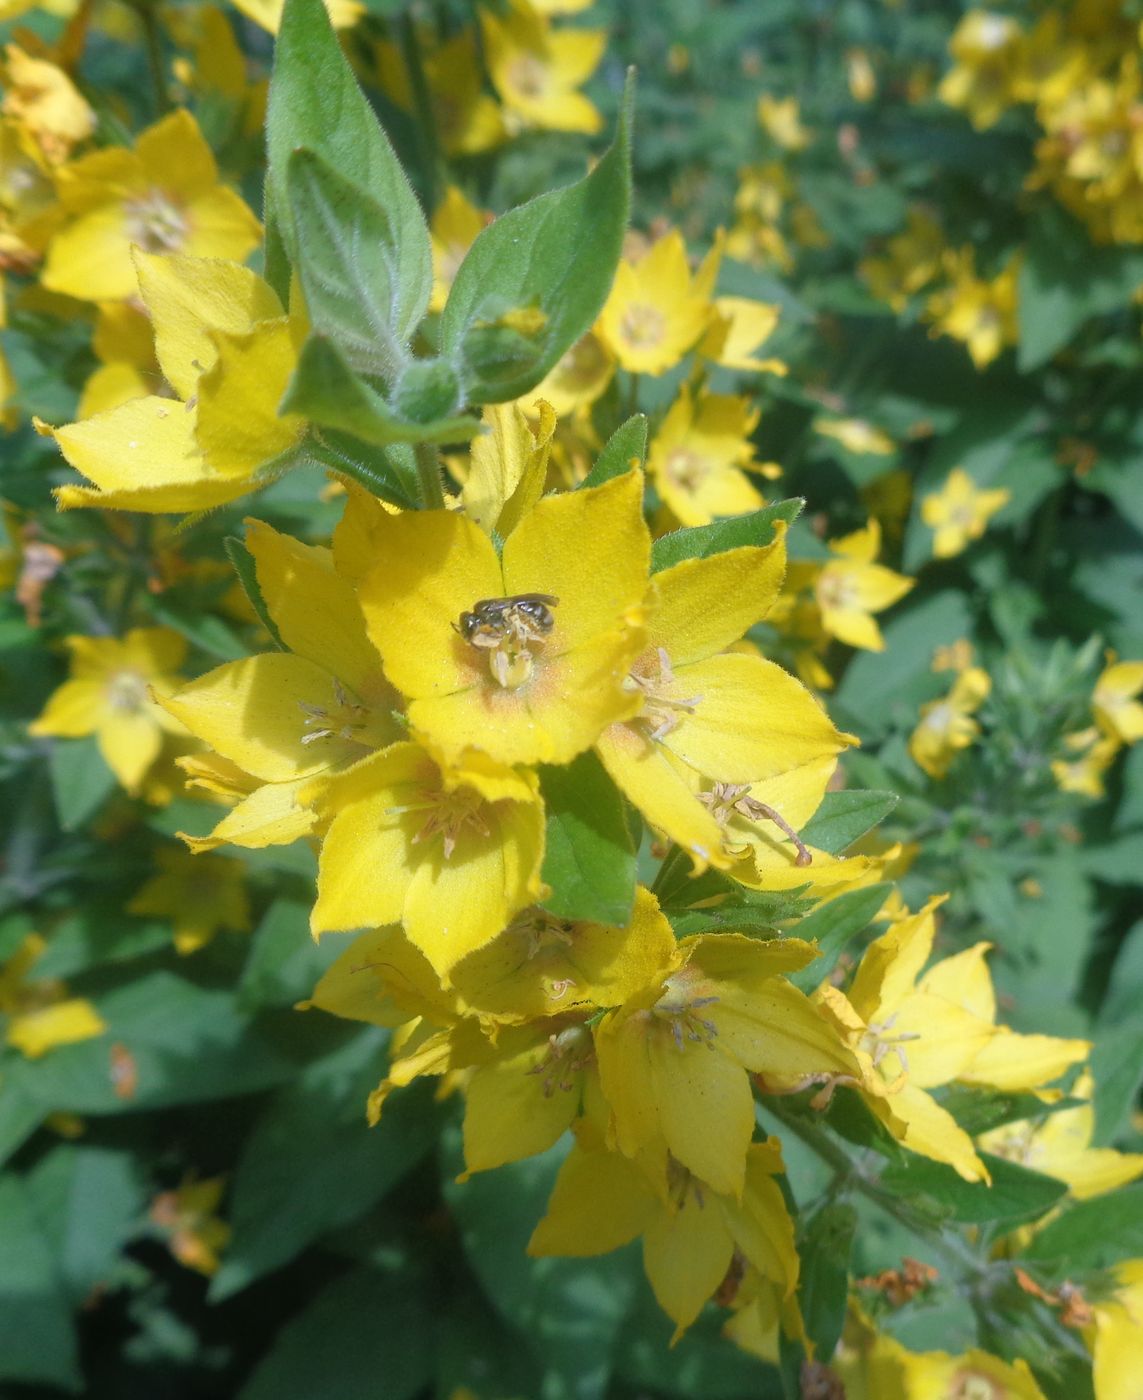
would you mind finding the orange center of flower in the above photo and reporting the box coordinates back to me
[509,52,548,99]
[664,447,707,494]
[387,783,490,860]
[525,1024,593,1097]
[698,781,812,866]
[624,647,702,741]
[105,669,150,715]
[125,189,189,254]
[815,568,857,612]
[618,302,667,350]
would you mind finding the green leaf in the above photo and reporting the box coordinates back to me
[441,73,633,404]
[666,888,811,939]
[1018,208,1143,371]
[1023,1183,1143,1270]
[878,1153,1067,1226]
[25,1145,143,1302]
[799,1204,856,1362]
[47,735,116,833]
[267,0,431,338]
[538,751,636,927]
[239,1264,432,1400]
[580,414,648,490]
[798,791,898,855]
[788,884,891,991]
[211,1031,437,1299]
[0,1079,43,1170]
[650,498,804,573]
[822,1088,907,1162]
[281,335,481,460]
[239,898,344,1010]
[0,1173,80,1390]
[224,537,285,649]
[1090,1024,1143,1147]
[940,1085,1083,1139]
[285,150,411,382]
[149,596,248,661]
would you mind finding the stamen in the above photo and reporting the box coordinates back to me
[699,781,813,865]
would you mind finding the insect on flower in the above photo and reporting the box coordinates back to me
[454,594,560,648]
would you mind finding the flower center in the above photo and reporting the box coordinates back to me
[387,783,490,859]
[652,968,720,1050]
[105,669,150,715]
[298,678,373,748]
[664,447,707,494]
[525,1024,593,1096]
[624,646,702,740]
[125,189,189,254]
[698,780,812,866]
[509,52,548,99]
[863,1013,922,1080]
[619,302,667,350]
[948,1370,1004,1400]
[815,568,859,612]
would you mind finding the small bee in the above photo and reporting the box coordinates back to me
[454,594,559,648]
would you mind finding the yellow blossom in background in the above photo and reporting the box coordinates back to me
[429,186,487,313]
[529,330,615,416]
[909,666,991,779]
[757,95,811,151]
[932,637,975,673]
[0,932,105,1058]
[1088,1260,1143,1400]
[530,1135,799,1342]
[128,846,251,955]
[921,466,1010,558]
[596,229,721,375]
[847,48,878,102]
[647,387,767,527]
[698,296,786,375]
[938,10,1023,131]
[42,109,261,302]
[1052,727,1120,798]
[804,518,914,653]
[150,1178,230,1275]
[481,0,605,137]
[727,163,793,270]
[229,0,362,34]
[860,207,945,312]
[29,627,187,794]
[814,416,895,457]
[77,300,160,418]
[925,248,1020,370]
[0,115,61,267]
[1,45,94,163]
[1093,657,1143,746]
[376,32,506,157]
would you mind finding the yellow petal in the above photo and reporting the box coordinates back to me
[889,991,996,1088]
[194,318,303,475]
[643,1186,735,1336]
[6,998,106,1058]
[463,1041,581,1173]
[649,537,786,665]
[98,709,162,793]
[51,397,203,494]
[959,1029,1089,1092]
[891,1081,988,1182]
[462,399,555,538]
[183,776,319,853]
[28,678,104,738]
[528,1142,657,1257]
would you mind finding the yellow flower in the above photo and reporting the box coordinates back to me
[938,10,1024,131]
[150,1178,231,1276]
[429,186,487,314]
[836,1315,1048,1399]
[128,846,251,955]
[925,249,1020,370]
[847,48,878,103]
[909,666,991,779]
[0,115,61,263]
[978,1072,1143,1202]
[0,932,105,1058]
[46,250,304,513]
[647,387,767,527]
[530,1135,799,1341]
[357,471,650,769]
[860,207,945,312]
[727,164,793,271]
[1093,657,1143,745]
[813,899,1087,1181]
[460,398,555,539]
[77,300,159,418]
[697,296,787,375]
[228,0,362,34]
[595,532,853,872]
[376,32,507,157]
[596,230,721,375]
[1088,1259,1143,1400]
[922,466,1011,558]
[757,95,811,151]
[814,416,896,456]
[29,626,187,794]
[807,518,914,652]
[306,740,546,976]
[1051,727,1120,798]
[42,109,260,303]
[596,927,858,1196]
[528,330,615,415]
[162,518,402,850]
[1,45,94,164]
[481,0,605,137]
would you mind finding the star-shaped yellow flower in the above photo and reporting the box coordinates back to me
[921,466,1011,558]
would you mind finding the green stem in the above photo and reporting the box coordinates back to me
[133,2,171,115]
[624,372,641,420]
[414,441,446,510]
[398,14,442,212]
[763,1098,991,1281]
